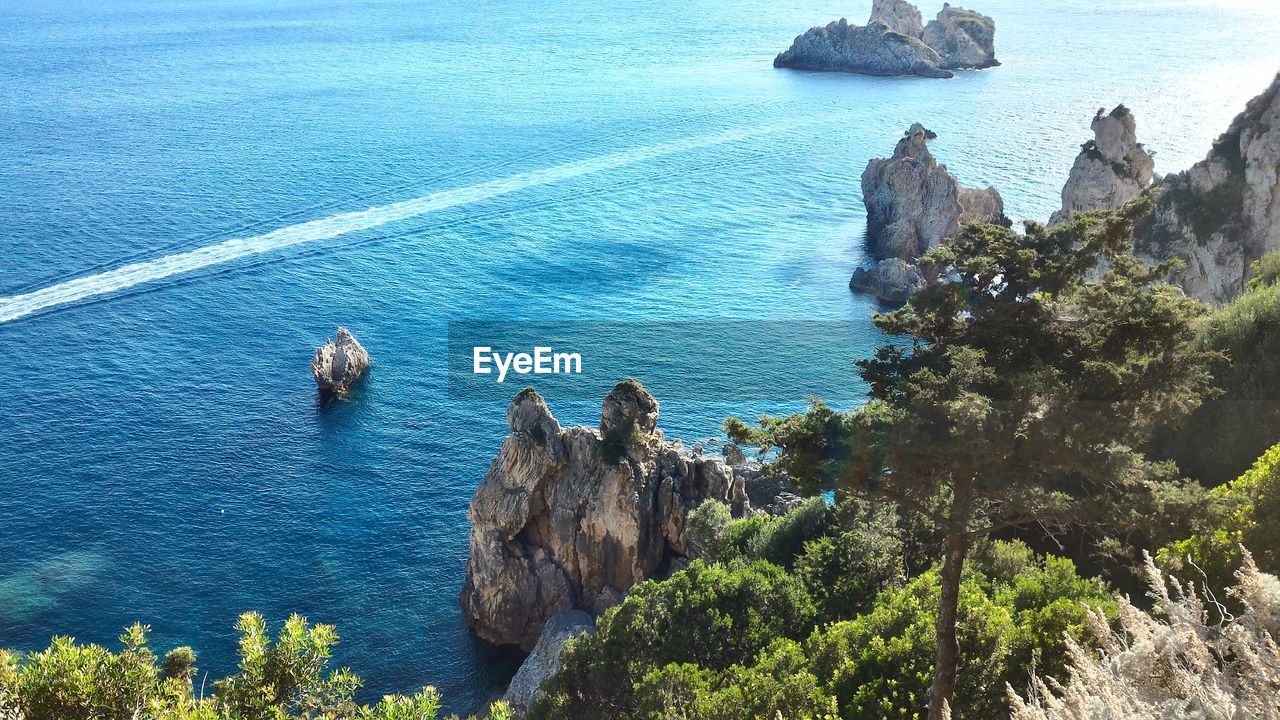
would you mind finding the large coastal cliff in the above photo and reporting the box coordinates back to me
[460,381,749,651]
[850,122,1008,302]
[1134,70,1280,303]
[774,0,997,79]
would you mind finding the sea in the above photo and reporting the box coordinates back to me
[1,0,1278,712]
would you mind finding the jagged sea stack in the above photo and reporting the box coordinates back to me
[311,327,370,395]
[1050,105,1155,226]
[850,123,1008,302]
[1135,70,1280,303]
[774,0,996,78]
[460,381,750,651]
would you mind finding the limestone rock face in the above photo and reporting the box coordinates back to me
[310,327,370,395]
[775,1,996,78]
[773,18,951,79]
[461,382,749,651]
[869,0,925,37]
[1050,105,1156,226]
[922,4,998,70]
[1134,71,1280,303]
[502,610,594,718]
[852,123,1007,303]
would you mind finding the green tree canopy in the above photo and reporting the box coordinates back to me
[728,201,1216,719]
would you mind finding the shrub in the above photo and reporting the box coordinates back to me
[1159,440,1280,596]
[1009,551,1280,720]
[0,615,507,720]
[685,500,733,561]
[530,560,817,719]
[1151,254,1280,486]
[721,496,833,569]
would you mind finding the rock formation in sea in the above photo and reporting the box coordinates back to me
[1134,70,1280,303]
[310,327,370,395]
[921,3,999,70]
[851,122,1009,302]
[774,0,996,78]
[460,381,753,651]
[1049,105,1156,226]
[502,609,594,718]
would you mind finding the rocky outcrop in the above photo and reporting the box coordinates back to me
[851,123,1008,302]
[502,609,594,718]
[921,4,999,70]
[774,1,996,78]
[1050,105,1156,226]
[310,327,369,395]
[869,0,925,37]
[849,258,926,304]
[1134,71,1280,304]
[461,381,750,651]
[773,17,951,79]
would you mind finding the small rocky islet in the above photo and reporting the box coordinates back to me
[774,0,998,79]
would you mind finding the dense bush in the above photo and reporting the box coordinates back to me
[806,542,1112,720]
[531,538,1108,720]
[0,614,508,720]
[1010,551,1280,720]
[720,496,833,569]
[1152,253,1280,486]
[1159,440,1280,597]
[530,559,817,719]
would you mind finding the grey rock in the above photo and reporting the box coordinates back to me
[722,442,747,466]
[503,610,595,718]
[853,123,1008,302]
[922,4,999,70]
[461,382,750,650]
[310,327,370,395]
[869,0,925,37]
[1134,70,1280,303]
[849,257,927,304]
[1050,105,1155,226]
[774,1,996,78]
[774,18,952,78]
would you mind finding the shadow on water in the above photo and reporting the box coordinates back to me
[0,549,106,626]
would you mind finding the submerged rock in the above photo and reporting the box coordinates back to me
[502,609,595,718]
[460,382,750,651]
[310,327,370,395]
[774,0,996,78]
[851,123,1008,303]
[1050,105,1156,226]
[1134,70,1280,303]
[922,3,999,70]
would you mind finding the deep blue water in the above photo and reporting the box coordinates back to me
[2,0,1279,713]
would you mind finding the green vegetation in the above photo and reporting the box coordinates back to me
[0,614,510,720]
[530,538,1109,720]
[727,200,1215,719]
[1158,440,1280,597]
[1151,252,1280,486]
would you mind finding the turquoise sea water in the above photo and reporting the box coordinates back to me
[2,0,1279,712]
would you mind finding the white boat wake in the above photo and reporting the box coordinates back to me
[0,120,800,325]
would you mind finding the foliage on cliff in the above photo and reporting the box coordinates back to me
[0,614,510,720]
[1151,251,1280,486]
[1159,440,1280,600]
[529,536,1111,720]
[727,201,1217,717]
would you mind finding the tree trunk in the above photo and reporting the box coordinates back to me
[927,530,969,720]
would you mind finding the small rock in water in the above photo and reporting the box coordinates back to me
[311,327,370,395]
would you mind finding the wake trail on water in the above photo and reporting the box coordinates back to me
[0,119,810,325]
